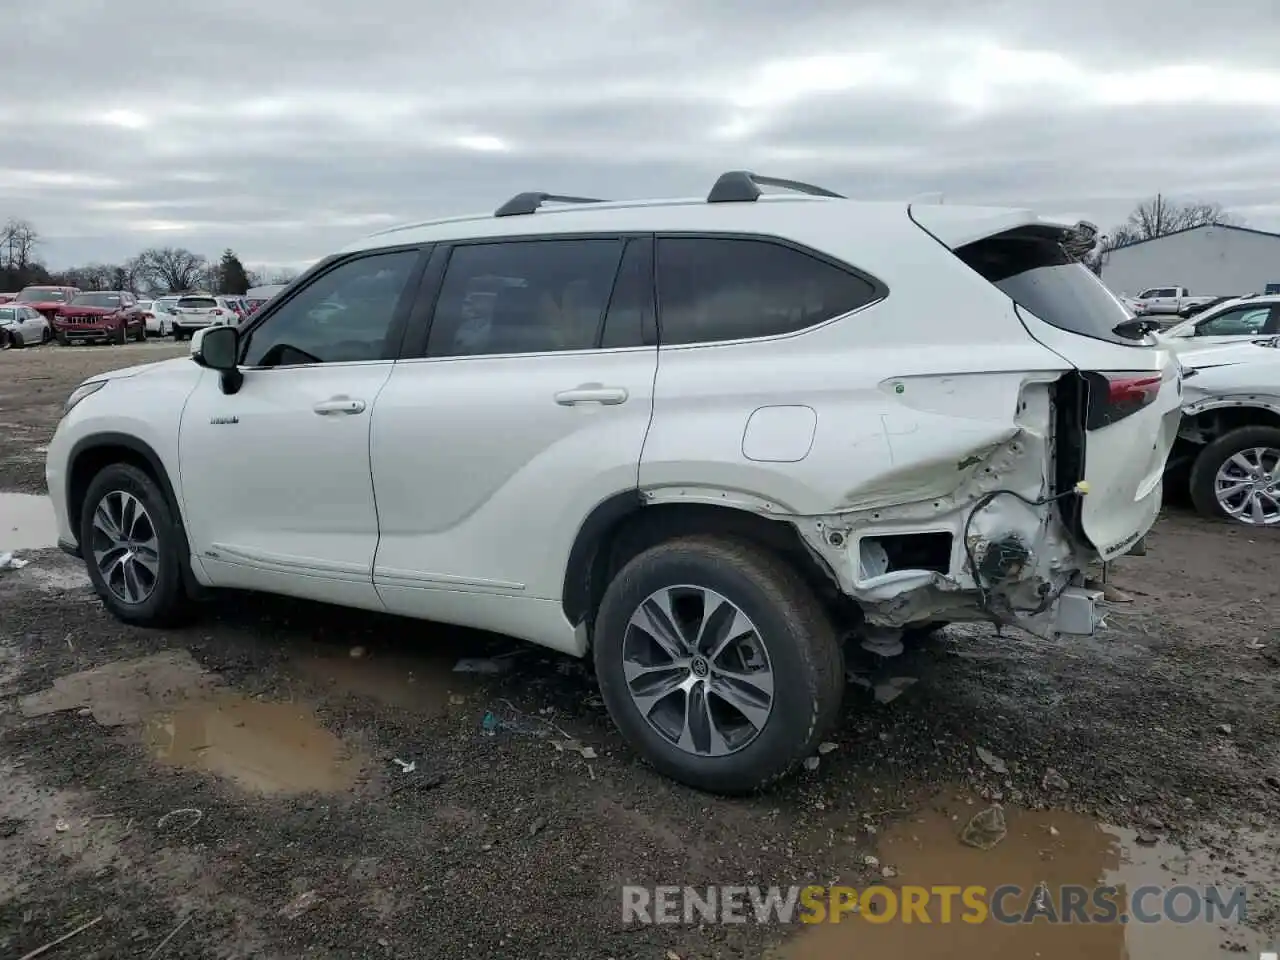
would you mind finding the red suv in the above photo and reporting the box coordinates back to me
[14,285,79,320]
[53,291,148,345]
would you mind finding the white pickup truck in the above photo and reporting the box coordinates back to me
[1130,286,1224,319]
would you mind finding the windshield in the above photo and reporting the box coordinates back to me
[70,292,124,308]
[956,231,1144,346]
[16,287,67,303]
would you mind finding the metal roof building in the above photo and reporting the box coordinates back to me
[1100,224,1280,299]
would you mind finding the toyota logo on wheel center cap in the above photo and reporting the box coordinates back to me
[690,657,710,678]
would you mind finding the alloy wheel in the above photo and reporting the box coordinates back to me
[621,585,774,757]
[1214,446,1280,525]
[90,490,161,604]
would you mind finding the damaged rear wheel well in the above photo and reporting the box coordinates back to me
[562,499,851,643]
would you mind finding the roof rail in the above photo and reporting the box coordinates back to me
[706,170,845,204]
[494,192,606,218]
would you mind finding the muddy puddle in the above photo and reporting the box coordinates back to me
[20,651,364,795]
[778,792,1278,959]
[0,492,57,552]
[145,695,361,794]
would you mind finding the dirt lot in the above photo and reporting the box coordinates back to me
[1,342,1278,959]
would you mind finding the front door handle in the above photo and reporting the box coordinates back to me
[313,397,366,415]
[554,384,628,406]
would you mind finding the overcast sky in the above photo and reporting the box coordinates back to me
[4,0,1278,272]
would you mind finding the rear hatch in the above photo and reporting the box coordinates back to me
[909,206,1183,561]
[174,295,226,327]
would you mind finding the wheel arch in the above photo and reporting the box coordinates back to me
[66,433,202,595]
[560,494,849,642]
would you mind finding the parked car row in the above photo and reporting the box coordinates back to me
[0,285,254,347]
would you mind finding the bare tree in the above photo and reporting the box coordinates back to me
[1087,196,1242,274]
[134,247,209,292]
[1126,194,1239,240]
[1,218,40,271]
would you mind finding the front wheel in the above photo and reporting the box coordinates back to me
[1189,425,1280,525]
[133,323,146,342]
[79,463,194,626]
[593,536,844,795]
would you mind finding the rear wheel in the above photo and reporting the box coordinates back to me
[0,330,9,350]
[593,536,844,795]
[79,463,194,626]
[1189,426,1280,525]
[133,323,146,342]
[173,325,186,341]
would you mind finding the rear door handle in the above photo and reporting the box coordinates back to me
[554,385,628,406]
[313,397,366,415]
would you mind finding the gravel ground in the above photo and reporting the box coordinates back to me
[1,342,1278,959]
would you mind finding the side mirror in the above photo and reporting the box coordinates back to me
[190,326,244,394]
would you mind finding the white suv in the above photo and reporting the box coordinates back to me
[45,172,1183,794]
[170,293,236,341]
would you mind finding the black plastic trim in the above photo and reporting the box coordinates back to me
[494,192,606,218]
[561,491,645,625]
[707,171,845,204]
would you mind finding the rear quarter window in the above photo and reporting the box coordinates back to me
[956,231,1145,347]
[655,236,883,345]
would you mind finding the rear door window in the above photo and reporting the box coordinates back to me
[956,231,1144,346]
[425,238,628,357]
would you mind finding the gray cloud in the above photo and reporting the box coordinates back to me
[3,0,1279,271]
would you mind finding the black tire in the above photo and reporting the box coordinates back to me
[79,463,194,626]
[1189,425,1280,523]
[173,326,186,342]
[8,331,24,349]
[593,536,844,795]
[113,323,128,345]
[41,326,51,344]
[0,330,8,350]
[133,323,146,342]
[56,332,68,346]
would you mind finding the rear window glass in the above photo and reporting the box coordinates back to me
[178,297,217,308]
[956,232,1144,346]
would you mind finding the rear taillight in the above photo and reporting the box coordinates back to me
[1084,372,1163,429]
[213,308,224,316]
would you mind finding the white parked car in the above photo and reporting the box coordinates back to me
[170,293,236,341]
[1167,338,1280,525]
[1158,296,1280,350]
[137,300,175,337]
[0,303,53,348]
[45,172,1182,793]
